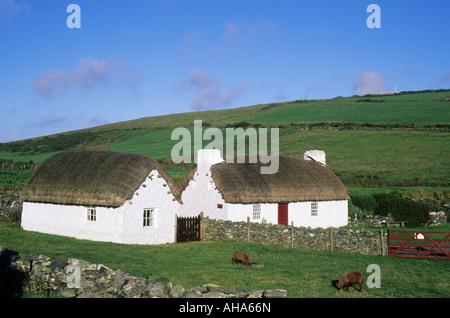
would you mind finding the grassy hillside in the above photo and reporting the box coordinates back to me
[85,90,450,131]
[0,90,449,188]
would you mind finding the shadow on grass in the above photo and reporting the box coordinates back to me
[0,248,26,298]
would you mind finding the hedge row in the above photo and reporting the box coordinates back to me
[349,191,437,227]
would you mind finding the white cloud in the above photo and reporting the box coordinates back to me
[222,21,275,44]
[32,69,71,99]
[353,71,387,95]
[73,58,141,89]
[0,0,30,22]
[177,69,217,90]
[176,69,248,110]
[33,58,142,99]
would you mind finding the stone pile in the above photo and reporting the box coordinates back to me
[0,247,287,298]
[0,190,22,222]
[428,211,447,227]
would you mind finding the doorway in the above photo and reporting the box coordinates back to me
[278,203,288,226]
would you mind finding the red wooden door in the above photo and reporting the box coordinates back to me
[278,203,288,226]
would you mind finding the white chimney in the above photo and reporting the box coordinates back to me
[197,149,224,173]
[304,150,326,166]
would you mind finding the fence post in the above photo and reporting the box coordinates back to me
[291,221,294,248]
[174,214,178,243]
[380,229,385,256]
[330,229,333,251]
[387,227,390,257]
[247,217,250,242]
[199,212,203,241]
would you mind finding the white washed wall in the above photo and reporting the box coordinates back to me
[180,165,227,220]
[288,200,348,228]
[121,170,181,245]
[21,202,123,243]
[227,200,348,229]
[21,169,182,245]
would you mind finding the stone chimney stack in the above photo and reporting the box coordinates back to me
[197,149,224,173]
[304,150,326,166]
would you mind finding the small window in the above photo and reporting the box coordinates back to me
[87,208,96,221]
[311,202,318,216]
[253,204,261,220]
[217,204,223,209]
[143,208,155,227]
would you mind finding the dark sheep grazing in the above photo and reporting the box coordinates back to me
[335,271,364,292]
[231,251,251,266]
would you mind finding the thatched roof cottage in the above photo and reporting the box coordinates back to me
[21,150,182,244]
[181,149,349,228]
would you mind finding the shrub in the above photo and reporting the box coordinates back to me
[374,198,431,227]
[348,204,366,219]
[350,195,376,212]
[372,191,402,204]
[225,121,251,128]
[420,199,443,212]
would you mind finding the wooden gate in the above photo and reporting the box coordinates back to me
[176,215,201,243]
[388,228,450,259]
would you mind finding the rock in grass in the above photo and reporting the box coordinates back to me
[250,262,264,268]
[264,289,288,298]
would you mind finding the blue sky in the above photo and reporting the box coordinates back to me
[0,0,449,142]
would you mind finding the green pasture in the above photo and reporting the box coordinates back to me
[1,221,448,298]
[279,129,449,186]
[89,91,450,130]
[1,128,449,188]
[234,92,450,127]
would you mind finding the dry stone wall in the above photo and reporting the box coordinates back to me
[202,212,447,256]
[0,247,287,298]
[202,217,388,255]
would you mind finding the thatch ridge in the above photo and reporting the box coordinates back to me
[21,150,182,207]
[208,156,349,203]
[178,167,197,193]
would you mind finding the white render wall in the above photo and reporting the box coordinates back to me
[21,202,123,243]
[21,169,181,245]
[227,200,348,229]
[180,157,228,220]
[120,170,180,244]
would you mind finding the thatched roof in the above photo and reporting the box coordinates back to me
[21,150,182,207]
[203,156,349,203]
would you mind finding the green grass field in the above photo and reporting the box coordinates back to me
[2,128,447,188]
[1,221,448,298]
[83,90,450,130]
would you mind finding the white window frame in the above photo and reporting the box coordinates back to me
[311,202,318,216]
[143,208,156,227]
[253,204,261,220]
[87,208,96,222]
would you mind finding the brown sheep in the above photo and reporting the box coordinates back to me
[231,251,251,266]
[335,271,364,292]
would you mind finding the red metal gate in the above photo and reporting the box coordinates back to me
[388,228,450,259]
